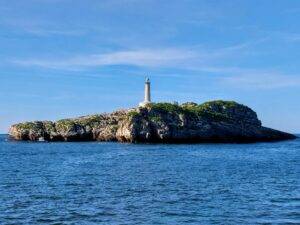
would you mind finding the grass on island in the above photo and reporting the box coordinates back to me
[15,122,42,131]
[14,100,242,132]
[127,100,241,122]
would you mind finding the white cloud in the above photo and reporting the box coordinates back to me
[10,40,258,70]
[0,16,86,37]
[222,72,300,89]
[10,39,300,90]
[12,48,198,69]
[23,28,86,37]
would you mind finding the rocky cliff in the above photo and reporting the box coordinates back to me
[9,100,296,143]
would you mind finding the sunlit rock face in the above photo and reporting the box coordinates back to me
[9,101,296,143]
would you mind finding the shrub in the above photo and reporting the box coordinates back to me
[56,119,75,131]
[75,115,103,127]
[199,100,239,111]
[127,110,139,118]
[149,102,184,114]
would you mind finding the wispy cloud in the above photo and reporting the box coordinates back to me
[11,48,198,69]
[221,72,300,89]
[22,28,86,37]
[10,40,261,70]
[10,38,300,90]
[0,16,86,37]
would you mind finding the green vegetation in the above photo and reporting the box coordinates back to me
[56,119,76,131]
[149,115,162,123]
[74,115,103,127]
[146,101,240,122]
[184,100,240,121]
[14,101,240,134]
[149,102,184,114]
[43,121,56,133]
[127,110,140,118]
[200,100,239,110]
[14,121,56,134]
[127,101,241,123]
[15,122,41,131]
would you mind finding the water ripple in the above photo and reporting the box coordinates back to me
[0,135,299,224]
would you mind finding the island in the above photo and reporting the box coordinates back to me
[9,100,296,143]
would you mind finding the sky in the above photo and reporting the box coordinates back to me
[0,0,300,133]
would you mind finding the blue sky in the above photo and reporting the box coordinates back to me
[1,0,300,133]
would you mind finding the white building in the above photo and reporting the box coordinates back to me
[139,78,151,107]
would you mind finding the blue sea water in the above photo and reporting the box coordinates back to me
[0,134,299,225]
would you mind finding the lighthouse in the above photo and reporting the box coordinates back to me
[139,78,151,107]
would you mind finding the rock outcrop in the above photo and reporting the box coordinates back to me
[9,100,296,143]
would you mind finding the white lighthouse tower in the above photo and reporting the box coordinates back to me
[139,78,151,107]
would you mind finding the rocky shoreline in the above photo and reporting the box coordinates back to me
[9,100,296,143]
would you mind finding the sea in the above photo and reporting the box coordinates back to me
[0,134,299,225]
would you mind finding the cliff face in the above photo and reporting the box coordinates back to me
[9,110,127,142]
[9,101,296,143]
